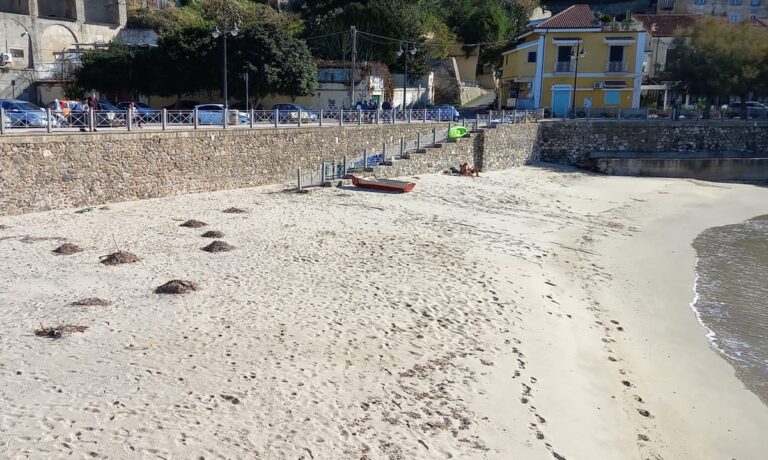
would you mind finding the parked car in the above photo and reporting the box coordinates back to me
[271,103,319,123]
[430,104,460,121]
[49,99,87,127]
[92,99,125,127]
[164,100,199,110]
[0,99,59,128]
[724,101,768,119]
[194,104,249,125]
[117,101,161,124]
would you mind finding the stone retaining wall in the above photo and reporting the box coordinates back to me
[0,124,450,215]
[0,123,539,215]
[538,120,768,166]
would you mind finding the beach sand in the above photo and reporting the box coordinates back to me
[1,167,767,459]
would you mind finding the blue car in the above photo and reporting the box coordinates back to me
[118,101,161,124]
[272,103,319,123]
[0,99,58,128]
[426,104,460,121]
[194,104,249,125]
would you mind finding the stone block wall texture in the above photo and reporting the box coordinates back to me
[481,122,541,170]
[538,121,768,165]
[0,124,450,215]
[372,135,477,179]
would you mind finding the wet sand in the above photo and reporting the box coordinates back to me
[0,167,767,459]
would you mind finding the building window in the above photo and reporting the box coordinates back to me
[505,55,509,65]
[730,0,741,4]
[694,0,705,4]
[605,90,621,106]
[10,49,24,59]
[750,0,760,5]
[527,51,537,63]
[729,13,740,22]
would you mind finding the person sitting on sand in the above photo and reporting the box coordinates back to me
[460,162,479,177]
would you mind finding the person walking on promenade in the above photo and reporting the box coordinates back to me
[87,92,98,132]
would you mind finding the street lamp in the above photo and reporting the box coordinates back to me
[211,23,240,112]
[570,41,586,117]
[397,42,417,110]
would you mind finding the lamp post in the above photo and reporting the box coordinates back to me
[570,41,586,117]
[211,24,240,112]
[397,42,417,110]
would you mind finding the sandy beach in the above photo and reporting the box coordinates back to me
[1,166,767,459]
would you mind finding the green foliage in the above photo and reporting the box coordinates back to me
[666,18,768,103]
[230,23,319,100]
[75,22,317,101]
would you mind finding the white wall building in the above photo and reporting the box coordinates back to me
[0,0,127,102]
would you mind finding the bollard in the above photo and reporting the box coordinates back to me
[319,108,323,127]
[416,132,421,151]
[399,137,404,158]
[47,108,53,133]
[249,109,255,128]
[298,108,303,127]
[194,108,199,129]
[274,109,279,128]
[223,108,228,129]
[126,109,131,132]
[339,108,343,126]
[408,108,412,124]
[375,109,379,124]
[363,149,368,168]
[89,108,96,132]
[382,142,387,163]
[358,109,362,126]
[423,107,427,124]
[160,109,167,131]
[297,168,303,191]
[0,108,5,134]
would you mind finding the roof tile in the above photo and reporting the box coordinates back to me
[536,5,599,29]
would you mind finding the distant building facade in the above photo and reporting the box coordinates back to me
[0,0,127,102]
[657,0,768,23]
[500,4,646,115]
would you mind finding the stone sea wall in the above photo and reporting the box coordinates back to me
[0,123,539,215]
[0,124,448,215]
[538,121,768,166]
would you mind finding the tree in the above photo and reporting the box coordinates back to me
[666,17,768,111]
[230,23,318,102]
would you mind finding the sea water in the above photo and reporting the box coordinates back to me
[692,215,768,404]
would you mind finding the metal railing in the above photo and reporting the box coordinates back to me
[0,107,475,135]
[554,61,574,73]
[605,61,629,73]
[541,106,768,121]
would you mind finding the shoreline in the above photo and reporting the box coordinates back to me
[0,167,767,458]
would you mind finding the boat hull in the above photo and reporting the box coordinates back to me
[351,175,415,193]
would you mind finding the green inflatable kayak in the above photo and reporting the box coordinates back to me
[448,126,468,140]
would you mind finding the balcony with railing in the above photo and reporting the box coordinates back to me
[605,61,629,73]
[554,60,574,73]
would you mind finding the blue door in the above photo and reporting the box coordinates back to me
[552,89,571,117]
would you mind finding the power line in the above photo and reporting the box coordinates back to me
[302,30,348,41]
[357,30,511,48]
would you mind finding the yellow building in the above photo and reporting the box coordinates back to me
[501,5,647,116]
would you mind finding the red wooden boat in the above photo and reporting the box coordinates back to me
[351,174,416,193]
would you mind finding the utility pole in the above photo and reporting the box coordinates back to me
[350,26,357,108]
